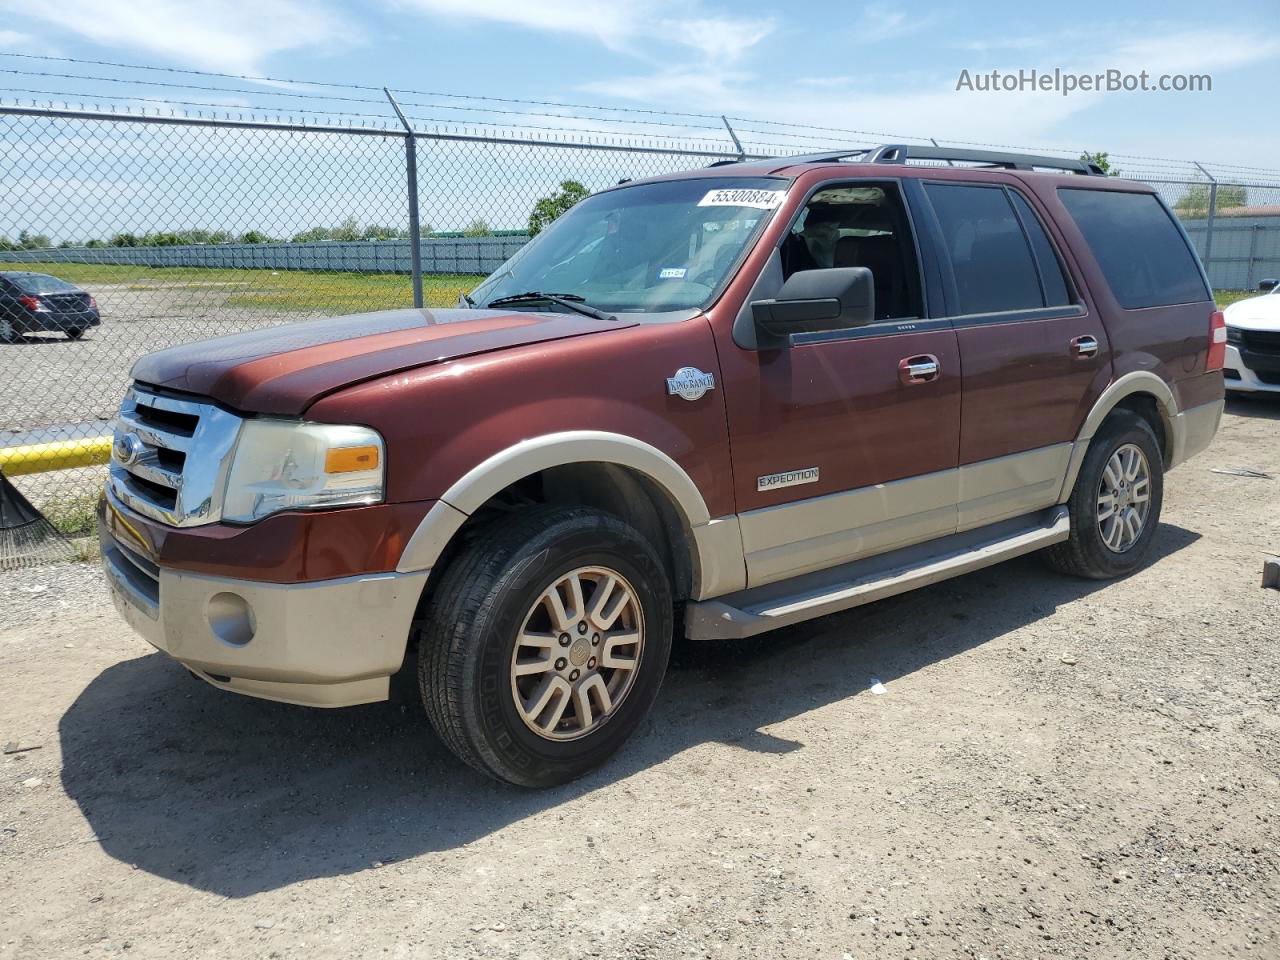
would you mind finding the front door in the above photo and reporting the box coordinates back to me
[712,180,962,588]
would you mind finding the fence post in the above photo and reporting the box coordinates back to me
[720,116,745,161]
[1194,162,1218,280]
[384,88,423,309]
[1246,224,1262,291]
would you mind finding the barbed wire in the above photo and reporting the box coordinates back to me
[0,52,1278,178]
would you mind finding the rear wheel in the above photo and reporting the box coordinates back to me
[65,326,86,340]
[1044,411,1164,579]
[417,505,674,787]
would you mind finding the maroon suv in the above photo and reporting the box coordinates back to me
[99,145,1225,786]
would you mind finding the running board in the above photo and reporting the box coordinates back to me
[685,506,1070,640]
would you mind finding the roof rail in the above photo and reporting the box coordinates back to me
[867,144,1104,175]
[761,144,1104,175]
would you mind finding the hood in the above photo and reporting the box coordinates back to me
[131,307,634,415]
[1224,292,1280,332]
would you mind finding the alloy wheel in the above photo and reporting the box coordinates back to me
[510,566,644,741]
[1096,442,1152,553]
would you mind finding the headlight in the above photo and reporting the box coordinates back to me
[222,420,385,523]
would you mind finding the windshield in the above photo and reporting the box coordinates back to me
[470,176,787,314]
[6,273,78,294]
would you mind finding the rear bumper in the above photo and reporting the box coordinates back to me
[1224,344,1280,393]
[13,310,100,332]
[1169,398,1224,468]
[99,502,429,707]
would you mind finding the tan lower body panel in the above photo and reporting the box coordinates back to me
[736,444,1073,590]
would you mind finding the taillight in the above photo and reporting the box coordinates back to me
[89,295,98,309]
[17,294,47,312]
[1207,310,1226,372]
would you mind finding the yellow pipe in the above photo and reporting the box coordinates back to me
[0,436,113,476]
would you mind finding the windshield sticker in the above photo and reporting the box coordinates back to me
[697,188,787,210]
[658,267,687,279]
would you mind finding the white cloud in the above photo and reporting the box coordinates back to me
[848,5,940,44]
[585,24,1280,164]
[0,0,356,74]
[390,0,773,63]
[0,29,35,46]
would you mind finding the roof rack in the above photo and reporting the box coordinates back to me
[774,144,1104,176]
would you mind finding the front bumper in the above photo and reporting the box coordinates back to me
[1225,344,1280,393]
[99,500,429,707]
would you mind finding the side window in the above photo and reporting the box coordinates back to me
[1058,188,1209,308]
[780,183,923,321]
[924,183,1043,315]
[1009,192,1072,307]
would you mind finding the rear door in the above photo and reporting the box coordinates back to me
[912,179,1109,531]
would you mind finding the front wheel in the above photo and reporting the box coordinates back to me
[1044,411,1164,579]
[417,506,674,787]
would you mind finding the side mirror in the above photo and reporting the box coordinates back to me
[1259,278,1279,292]
[751,267,874,347]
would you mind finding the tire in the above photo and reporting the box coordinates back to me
[417,505,674,787]
[1043,410,1164,579]
[0,316,16,344]
[66,326,86,340]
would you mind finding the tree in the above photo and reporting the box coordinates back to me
[527,180,589,236]
[110,233,140,247]
[291,226,330,243]
[1080,151,1120,177]
[462,218,493,238]
[239,230,272,244]
[329,215,362,242]
[18,229,50,250]
[361,223,407,240]
[1173,183,1247,218]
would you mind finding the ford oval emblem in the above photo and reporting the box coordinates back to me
[114,433,145,467]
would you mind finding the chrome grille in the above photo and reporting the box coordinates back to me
[107,384,242,527]
[102,532,161,618]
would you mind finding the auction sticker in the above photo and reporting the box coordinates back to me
[697,188,786,210]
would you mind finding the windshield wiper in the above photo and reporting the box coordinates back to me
[486,291,616,322]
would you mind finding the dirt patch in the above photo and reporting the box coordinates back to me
[1,400,1277,959]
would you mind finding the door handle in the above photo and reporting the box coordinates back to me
[1072,335,1099,358]
[899,354,940,384]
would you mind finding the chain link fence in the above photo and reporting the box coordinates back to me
[2,103,1278,530]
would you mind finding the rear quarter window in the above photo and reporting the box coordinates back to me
[1058,188,1209,309]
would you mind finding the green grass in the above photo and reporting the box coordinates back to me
[6,262,486,312]
[39,491,100,538]
[1216,289,1262,309]
[6,258,1261,317]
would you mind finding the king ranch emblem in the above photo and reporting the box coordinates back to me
[666,367,715,402]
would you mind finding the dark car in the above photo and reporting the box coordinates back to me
[0,271,101,342]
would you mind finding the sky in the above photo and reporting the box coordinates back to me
[1,0,1277,167]
[0,0,1278,239]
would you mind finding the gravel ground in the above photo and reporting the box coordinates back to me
[1,398,1277,960]
[0,281,303,435]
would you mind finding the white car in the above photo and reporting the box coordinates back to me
[1224,279,1280,394]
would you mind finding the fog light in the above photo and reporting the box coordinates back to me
[207,592,255,647]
